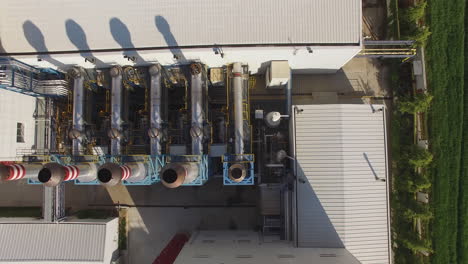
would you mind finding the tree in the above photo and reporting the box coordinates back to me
[398,93,434,114]
[408,147,433,168]
[402,2,428,23]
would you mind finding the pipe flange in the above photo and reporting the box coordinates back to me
[190,126,204,138]
[190,63,202,75]
[68,129,82,140]
[38,163,66,187]
[68,67,82,79]
[228,163,247,183]
[149,64,161,76]
[148,127,161,138]
[97,162,123,186]
[110,66,122,77]
[108,128,122,139]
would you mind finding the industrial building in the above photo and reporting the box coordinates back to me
[0,0,391,263]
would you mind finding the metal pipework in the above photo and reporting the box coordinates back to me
[97,162,147,186]
[286,70,292,116]
[228,163,246,183]
[0,163,43,182]
[37,162,98,187]
[69,67,85,155]
[228,63,248,182]
[110,66,123,155]
[148,64,163,156]
[160,162,198,188]
[190,63,204,155]
[232,62,244,155]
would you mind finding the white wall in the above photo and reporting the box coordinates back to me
[14,45,361,74]
[0,90,36,161]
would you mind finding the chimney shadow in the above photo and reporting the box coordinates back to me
[154,15,187,64]
[109,18,145,64]
[22,20,66,69]
[65,19,104,66]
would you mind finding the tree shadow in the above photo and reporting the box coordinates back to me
[22,20,66,69]
[109,18,145,64]
[65,19,104,66]
[154,16,187,63]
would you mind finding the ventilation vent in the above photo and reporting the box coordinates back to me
[236,254,253,259]
[277,254,295,259]
[320,253,337,258]
[193,254,211,258]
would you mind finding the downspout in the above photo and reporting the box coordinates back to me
[286,70,292,116]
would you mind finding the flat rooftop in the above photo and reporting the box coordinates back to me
[0,0,361,55]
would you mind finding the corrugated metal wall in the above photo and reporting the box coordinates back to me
[0,223,106,261]
[294,104,390,264]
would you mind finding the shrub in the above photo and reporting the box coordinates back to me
[402,2,428,23]
[398,93,434,114]
[409,147,433,168]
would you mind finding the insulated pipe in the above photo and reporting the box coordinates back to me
[0,163,43,182]
[232,62,244,155]
[148,64,162,156]
[69,67,85,155]
[37,162,98,187]
[190,63,204,155]
[110,66,123,155]
[160,162,199,188]
[229,63,248,182]
[97,162,147,186]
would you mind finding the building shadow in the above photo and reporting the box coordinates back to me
[295,163,344,248]
[154,16,187,63]
[109,18,145,64]
[65,19,104,66]
[22,20,66,69]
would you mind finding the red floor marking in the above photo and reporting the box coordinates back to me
[153,233,190,264]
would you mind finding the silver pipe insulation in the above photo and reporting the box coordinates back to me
[38,162,97,187]
[0,163,43,182]
[229,63,247,182]
[71,68,85,156]
[160,162,199,188]
[97,162,147,186]
[232,62,244,155]
[148,64,162,156]
[190,63,204,155]
[110,66,123,155]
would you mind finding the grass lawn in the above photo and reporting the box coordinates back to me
[425,0,466,263]
[459,2,468,263]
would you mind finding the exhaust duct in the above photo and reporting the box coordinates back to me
[97,162,147,186]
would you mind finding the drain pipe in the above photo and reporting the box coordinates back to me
[37,162,98,187]
[190,63,204,155]
[285,70,292,116]
[0,163,43,182]
[228,62,247,183]
[109,66,123,155]
[148,64,163,156]
[69,67,85,155]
